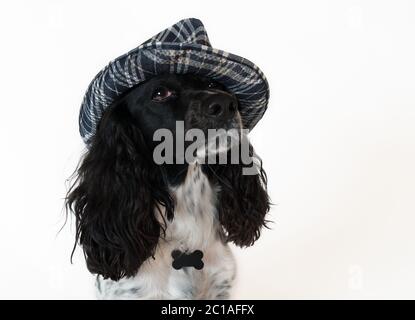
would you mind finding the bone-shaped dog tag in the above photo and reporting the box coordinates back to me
[171,250,204,270]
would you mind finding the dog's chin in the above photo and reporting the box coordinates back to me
[194,122,242,161]
[179,114,243,164]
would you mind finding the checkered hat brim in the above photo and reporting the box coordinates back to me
[79,18,269,144]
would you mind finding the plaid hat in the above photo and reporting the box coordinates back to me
[79,18,269,145]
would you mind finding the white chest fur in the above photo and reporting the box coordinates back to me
[96,163,236,299]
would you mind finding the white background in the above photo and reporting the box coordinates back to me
[0,0,414,299]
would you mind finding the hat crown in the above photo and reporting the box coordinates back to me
[143,18,211,47]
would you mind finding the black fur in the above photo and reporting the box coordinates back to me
[66,100,174,280]
[204,147,270,247]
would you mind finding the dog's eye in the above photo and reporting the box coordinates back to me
[152,87,174,101]
[207,81,218,89]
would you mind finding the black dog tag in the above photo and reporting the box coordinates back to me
[171,250,204,270]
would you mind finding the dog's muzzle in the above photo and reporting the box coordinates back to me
[185,90,240,131]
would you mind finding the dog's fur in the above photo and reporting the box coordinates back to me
[66,74,270,299]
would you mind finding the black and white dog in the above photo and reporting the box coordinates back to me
[66,74,270,299]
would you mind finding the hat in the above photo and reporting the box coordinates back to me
[79,18,269,144]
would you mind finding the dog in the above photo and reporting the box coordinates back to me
[66,73,270,299]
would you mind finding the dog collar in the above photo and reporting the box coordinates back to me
[171,249,204,270]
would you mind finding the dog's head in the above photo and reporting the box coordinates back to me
[120,74,242,166]
[128,74,239,134]
[66,74,269,280]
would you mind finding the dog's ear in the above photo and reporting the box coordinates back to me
[210,145,270,247]
[66,99,174,281]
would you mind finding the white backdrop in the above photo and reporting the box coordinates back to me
[0,0,414,299]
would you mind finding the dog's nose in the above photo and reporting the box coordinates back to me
[203,92,237,119]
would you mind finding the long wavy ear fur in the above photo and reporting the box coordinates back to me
[206,145,270,247]
[66,100,174,281]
